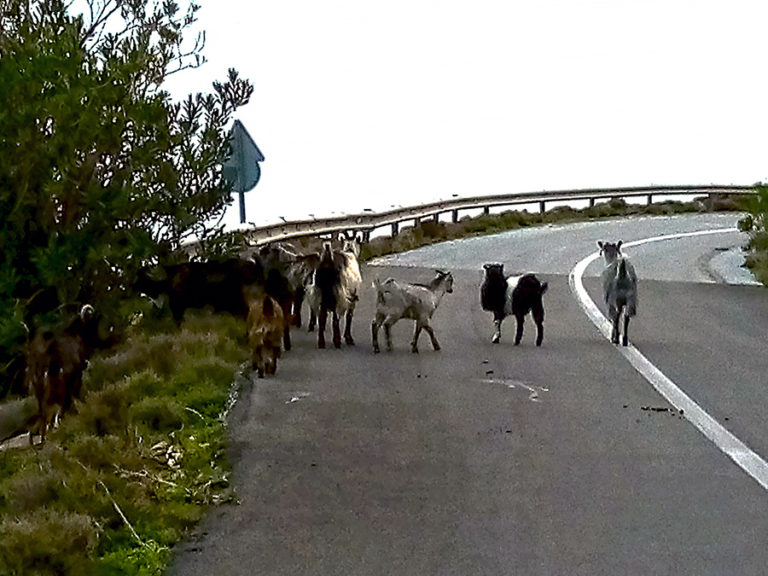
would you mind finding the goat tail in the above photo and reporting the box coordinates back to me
[262,296,275,318]
[321,241,334,264]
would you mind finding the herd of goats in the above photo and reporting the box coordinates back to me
[17,234,637,445]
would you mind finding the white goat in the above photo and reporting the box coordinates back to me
[598,240,638,346]
[305,236,362,348]
[371,270,454,353]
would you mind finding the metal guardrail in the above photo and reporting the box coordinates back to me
[244,184,757,245]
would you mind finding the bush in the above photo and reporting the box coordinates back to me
[0,509,99,576]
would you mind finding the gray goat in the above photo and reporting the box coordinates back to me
[598,240,638,346]
[371,270,453,353]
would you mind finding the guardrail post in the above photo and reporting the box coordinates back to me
[647,194,653,205]
[433,213,440,223]
[362,230,370,243]
[589,198,595,208]
[483,206,490,216]
[391,222,399,237]
[452,209,459,223]
[539,201,546,213]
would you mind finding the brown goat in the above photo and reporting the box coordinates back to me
[246,291,285,378]
[24,304,112,444]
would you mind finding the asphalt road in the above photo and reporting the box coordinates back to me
[170,213,768,576]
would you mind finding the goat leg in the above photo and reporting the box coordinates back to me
[622,314,630,347]
[384,323,393,352]
[294,288,305,327]
[318,308,327,348]
[308,310,316,332]
[332,312,342,349]
[411,323,422,353]
[514,313,525,345]
[344,310,355,345]
[492,319,502,344]
[533,307,545,347]
[423,324,440,351]
[610,309,620,344]
[371,320,381,353]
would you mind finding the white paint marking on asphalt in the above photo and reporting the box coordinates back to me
[569,227,768,492]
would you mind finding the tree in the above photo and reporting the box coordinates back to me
[0,0,253,395]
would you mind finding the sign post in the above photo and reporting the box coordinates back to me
[221,120,265,223]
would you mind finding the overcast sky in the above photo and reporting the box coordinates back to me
[162,0,768,228]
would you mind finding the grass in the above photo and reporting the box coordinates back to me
[0,309,248,576]
[743,230,768,285]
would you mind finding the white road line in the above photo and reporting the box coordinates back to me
[569,228,768,492]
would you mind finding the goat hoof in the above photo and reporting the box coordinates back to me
[491,335,500,344]
[373,347,380,354]
[411,347,419,354]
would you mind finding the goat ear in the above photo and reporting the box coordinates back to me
[617,240,623,251]
[597,241,604,250]
[540,282,549,295]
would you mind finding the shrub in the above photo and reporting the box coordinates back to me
[0,509,99,576]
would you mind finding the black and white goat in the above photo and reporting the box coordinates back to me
[480,264,547,346]
[371,270,454,353]
[306,237,362,348]
[597,241,637,346]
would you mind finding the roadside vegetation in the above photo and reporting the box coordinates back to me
[0,309,247,575]
[0,0,252,399]
[0,0,253,573]
[738,184,768,285]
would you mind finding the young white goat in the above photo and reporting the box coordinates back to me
[371,270,453,353]
[598,240,638,346]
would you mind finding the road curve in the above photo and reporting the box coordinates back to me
[170,213,768,576]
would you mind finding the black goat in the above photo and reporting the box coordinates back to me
[135,258,266,323]
[25,304,116,443]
